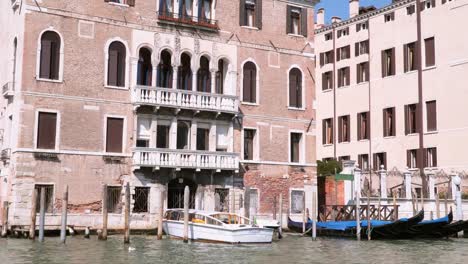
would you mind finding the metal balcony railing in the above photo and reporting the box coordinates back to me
[157,11,219,30]
[133,86,239,114]
[133,148,239,171]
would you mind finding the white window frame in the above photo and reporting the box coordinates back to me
[241,127,259,161]
[240,58,260,105]
[34,109,61,152]
[288,130,305,164]
[103,114,127,154]
[287,65,306,111]
[35,28,65,83]
[104,37,130,90]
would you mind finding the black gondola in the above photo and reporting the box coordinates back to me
[396,210,453,239]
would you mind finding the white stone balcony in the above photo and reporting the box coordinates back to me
[133,148,239,171]
[132,86,239,114]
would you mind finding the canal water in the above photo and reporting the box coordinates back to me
[1,234,467,264]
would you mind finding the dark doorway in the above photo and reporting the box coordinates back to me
[317,176,326,212]
[168,178,197,209]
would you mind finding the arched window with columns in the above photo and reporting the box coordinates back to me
[137,47,152,86]
[178,52,192,90]
[197,56,211,92]
[289,67,303,108]
[157,49,173,88]
[39,31,61,80]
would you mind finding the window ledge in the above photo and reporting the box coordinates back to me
[406,133,419,137]
[104,152,127,157]
[356,81,369,85]
[383,75,396,79]
[404,70,418,75]
[424,130,438,135]
[108,2,129,8]
[339,141,350,144]
[241,102,259,106]
[358,139,369,142]
[241,26,259,31]
[288,107,306,111]
[287,33,305,38]
[423,65,437,71]
[36,77,63,84]
[323,144,333,147]
[105,85,128,90]
[337,85,350,89]
[34,148,59,153]
[322,88,333,93]
[383,136,396,139]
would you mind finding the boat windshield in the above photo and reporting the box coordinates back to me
[210,213,250,225]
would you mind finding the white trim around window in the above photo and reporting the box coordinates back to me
[240,58,260,105]
[103,114,127,154]
[33,109,61,152]
[288,129,306,164]
[35,27,65,83]
[289,188,305,215]
[104,37,131,90]
[241,126,259,162]
[286,65,306,110]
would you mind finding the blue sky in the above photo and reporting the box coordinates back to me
[315,0,392,23]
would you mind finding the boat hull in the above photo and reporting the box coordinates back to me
[163,220,274,243]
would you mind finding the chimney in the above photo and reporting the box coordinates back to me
[349,0,360,18]
[316,8,325,27]
[331,16,342,24]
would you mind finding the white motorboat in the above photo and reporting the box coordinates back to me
[162,209,274,243]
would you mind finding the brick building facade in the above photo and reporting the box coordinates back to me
[0,0,318,230]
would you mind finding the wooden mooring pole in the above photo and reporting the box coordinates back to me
[183,186,190,243]
[444,193,448,216]
[99,184,108,241]
[355,190,361,241]
[1,201,8,238]
[60,185,69,243]
[312,191,317,241]
[392,191,397,220]
[435,193,440,218]
[157,190,164,240]
[367,192,371,241]
[29,188,38,239]
[278,193,283,239]
[38,188,46,242]
[124,183,130,244]
[302,194,306,233]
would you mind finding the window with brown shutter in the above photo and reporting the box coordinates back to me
[108,41,126,87]
[382,48,395,77]
[407,149,418,168]
[338,115,350,143]
[106,117,124,153]
[37,112,57,150]
[404,42,417,72]
[197,128,210,151]
[243,62,257,103]
[425,37,435,67]
[290,132,302,163]
[357,62,369,83]
[243,129,256,160]
[156,124,170,148]
[289,68,302,108]
[322,71,333,91]
[357,112,369,140]
[426,100,437,132]
[323,118,333,145]
[373,152,387,170]
[356,40,369,56]
[383,107,395,137]
[241,0,261,28]
[405,104,418,134]
[358,154,369,171]
[39,31,61,80]
[425,147,437,167]
[338,67,350,87]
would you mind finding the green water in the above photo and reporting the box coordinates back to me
[1,234,467,264]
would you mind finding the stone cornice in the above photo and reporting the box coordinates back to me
[315,0,415,34]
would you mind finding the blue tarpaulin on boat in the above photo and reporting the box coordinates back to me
[420,215,450,225]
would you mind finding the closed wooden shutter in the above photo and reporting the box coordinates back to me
[336,48,341,62]
[127,0,135,6]
[330,50,335,63]
[250,68,256,102]
[383,109,388,137]
[357,113,362,140]
[431,0,436,7]
[404,44,408,72]
[286,5,292,34]
[338,117,343,143]
[345,67,350,86]
[356,64,361,83]
[117,50,126,87]
[425,37,435,67]
[40,40,52,79]
[322,73,326,90]
[355,42,359,57]
[320,53,324,67]
[404,105,409,135]
[346,46,350,59]
[383,153,387,170]
[346,116,350,142]
[289,72,297,107]
[322,120,326,145]
[37,112,57,149]
[50,41,60,80]
[421,2,425,11]
[108,50,118,86]
[432,148,438,167]
[407,150,412,168]
[365,112,370,139]
[391,108,396,136]
[391,48,396,75]
[296,73,302,108]
[381,50,386,77]
[243,67,251,102]
[106,117,124,153]
[239,0,246,26]
[426,101,437,131]
[256,0,262,29]
[301,8,307,37]
[373,154,377,171]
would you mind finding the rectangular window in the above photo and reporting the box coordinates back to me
[426,100,437,132]
[290,190,304,214]
[290,132,302,163]
[356,21,368,32]
[337,67,350,87]
[381,48,395,77]
[357,112,370,140]
[357,62,369,83]
[358,154,369,171]
[320,50,334,66]
[407,149,418,169]
[243,129,256,160]
[322,71,333,91]
[197,127,210,151]
[373,152,387,170]
[355,40,369,56]
[288,7,301,35]
[337,27,349,38]
[106,186,122,214]
[35,184,54,213]
[133,187,150,213]
[404,42,417,72]
[407,5,415,15]
[405,104,418,134]
[325,33,333,41]
[249,188,259,213]
[216,125,229,152]
[338,115,350,143]
[37,112,57,150]
[384,12,395,22]
[137,117,151,148]
[322,118,333,145]
[215,188,230,212]
[422,0,436,10]
[425,147,438,167]
[240,0,261,29]
[156,124,170,148]
[337,45,351,61]
[106,117,124,153]
[425,37,435,67]
[383,107,396,137]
